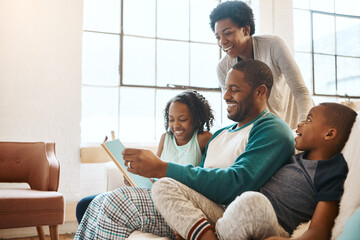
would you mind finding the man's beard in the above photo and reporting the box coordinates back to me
[227,94,254,123]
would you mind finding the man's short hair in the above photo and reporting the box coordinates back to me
[231,60,273,97]
[320,102,357,151]
[209,1,255,35]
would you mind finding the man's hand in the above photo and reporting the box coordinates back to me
[122,148,168,178]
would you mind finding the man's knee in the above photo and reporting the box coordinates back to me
[235,191,271,208]
[216,191,280,240]
[151,177,177,201]
[227,191,275,221]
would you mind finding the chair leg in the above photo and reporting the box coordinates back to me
[49,225,59,240]
[36,226,46,240]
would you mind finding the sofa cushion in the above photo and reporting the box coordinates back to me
[337,207,360,240]
[332,112,360,239]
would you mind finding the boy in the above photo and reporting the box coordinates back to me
[215,102,357,240]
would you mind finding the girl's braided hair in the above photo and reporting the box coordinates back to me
[164,89,214,135]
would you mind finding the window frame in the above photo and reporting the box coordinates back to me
[294,6,360,99]
[81,0,228,145]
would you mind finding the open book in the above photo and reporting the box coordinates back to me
[101,139,153,189]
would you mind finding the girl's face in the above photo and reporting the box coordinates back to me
[168,101,195,146]
[214,18,251,59]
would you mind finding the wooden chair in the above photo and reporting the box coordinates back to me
[0,142,64,240]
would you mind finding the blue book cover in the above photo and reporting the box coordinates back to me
[102,139,153,189]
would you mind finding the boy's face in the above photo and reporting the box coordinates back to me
[295,105,330,152]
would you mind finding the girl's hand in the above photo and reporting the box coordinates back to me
[123,176,131,186]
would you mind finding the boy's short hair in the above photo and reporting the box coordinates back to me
[320,102,357,151]
[231,60,273,98]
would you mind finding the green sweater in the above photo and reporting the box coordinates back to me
[166,111,295,205]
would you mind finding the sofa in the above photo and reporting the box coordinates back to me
[115,111,360,239]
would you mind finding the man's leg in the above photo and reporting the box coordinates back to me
[151,178,225,240]
[216,191,289,240]
[75,187,176,240]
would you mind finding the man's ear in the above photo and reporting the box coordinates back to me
[254,85,267,97]
[324,128,337,141]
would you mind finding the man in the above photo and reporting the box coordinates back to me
[75,60,294,240]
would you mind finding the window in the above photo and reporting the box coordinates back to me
[81,0,234,145]
[293,0,360,100]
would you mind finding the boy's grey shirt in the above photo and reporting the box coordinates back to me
[260,152,348,234]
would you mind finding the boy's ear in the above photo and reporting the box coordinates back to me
[324,128,337,141]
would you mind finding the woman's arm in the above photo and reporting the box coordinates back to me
[265,201,339,240]
[272,36,313,121]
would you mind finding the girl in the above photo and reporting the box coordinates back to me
[75,89,214,226]
[157,89,214,166]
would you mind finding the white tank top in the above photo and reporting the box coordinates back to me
[160,130,203,166]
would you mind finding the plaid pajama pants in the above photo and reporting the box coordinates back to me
[75,187,176,240]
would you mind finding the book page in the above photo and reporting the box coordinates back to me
[102,139,153,189]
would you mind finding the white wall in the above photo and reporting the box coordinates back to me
[0,0,83,202]
[258,0,294,52]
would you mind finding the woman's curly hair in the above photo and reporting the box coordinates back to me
[164,89,214,135]
[209,1,255,35]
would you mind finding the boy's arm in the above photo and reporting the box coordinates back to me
[265,201,339,240]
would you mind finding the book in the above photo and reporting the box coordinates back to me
[101,139,153,189]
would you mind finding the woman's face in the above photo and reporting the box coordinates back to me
[214,18,251,59]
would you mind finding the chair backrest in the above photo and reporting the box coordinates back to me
[0,142,60,191]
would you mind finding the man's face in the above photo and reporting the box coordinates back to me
[223,69,255,124]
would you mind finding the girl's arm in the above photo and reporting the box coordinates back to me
[156,133,166,157]
[265,201,339,240]
[197,131,213,154]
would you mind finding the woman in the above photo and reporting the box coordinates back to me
[210,1,313,129]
